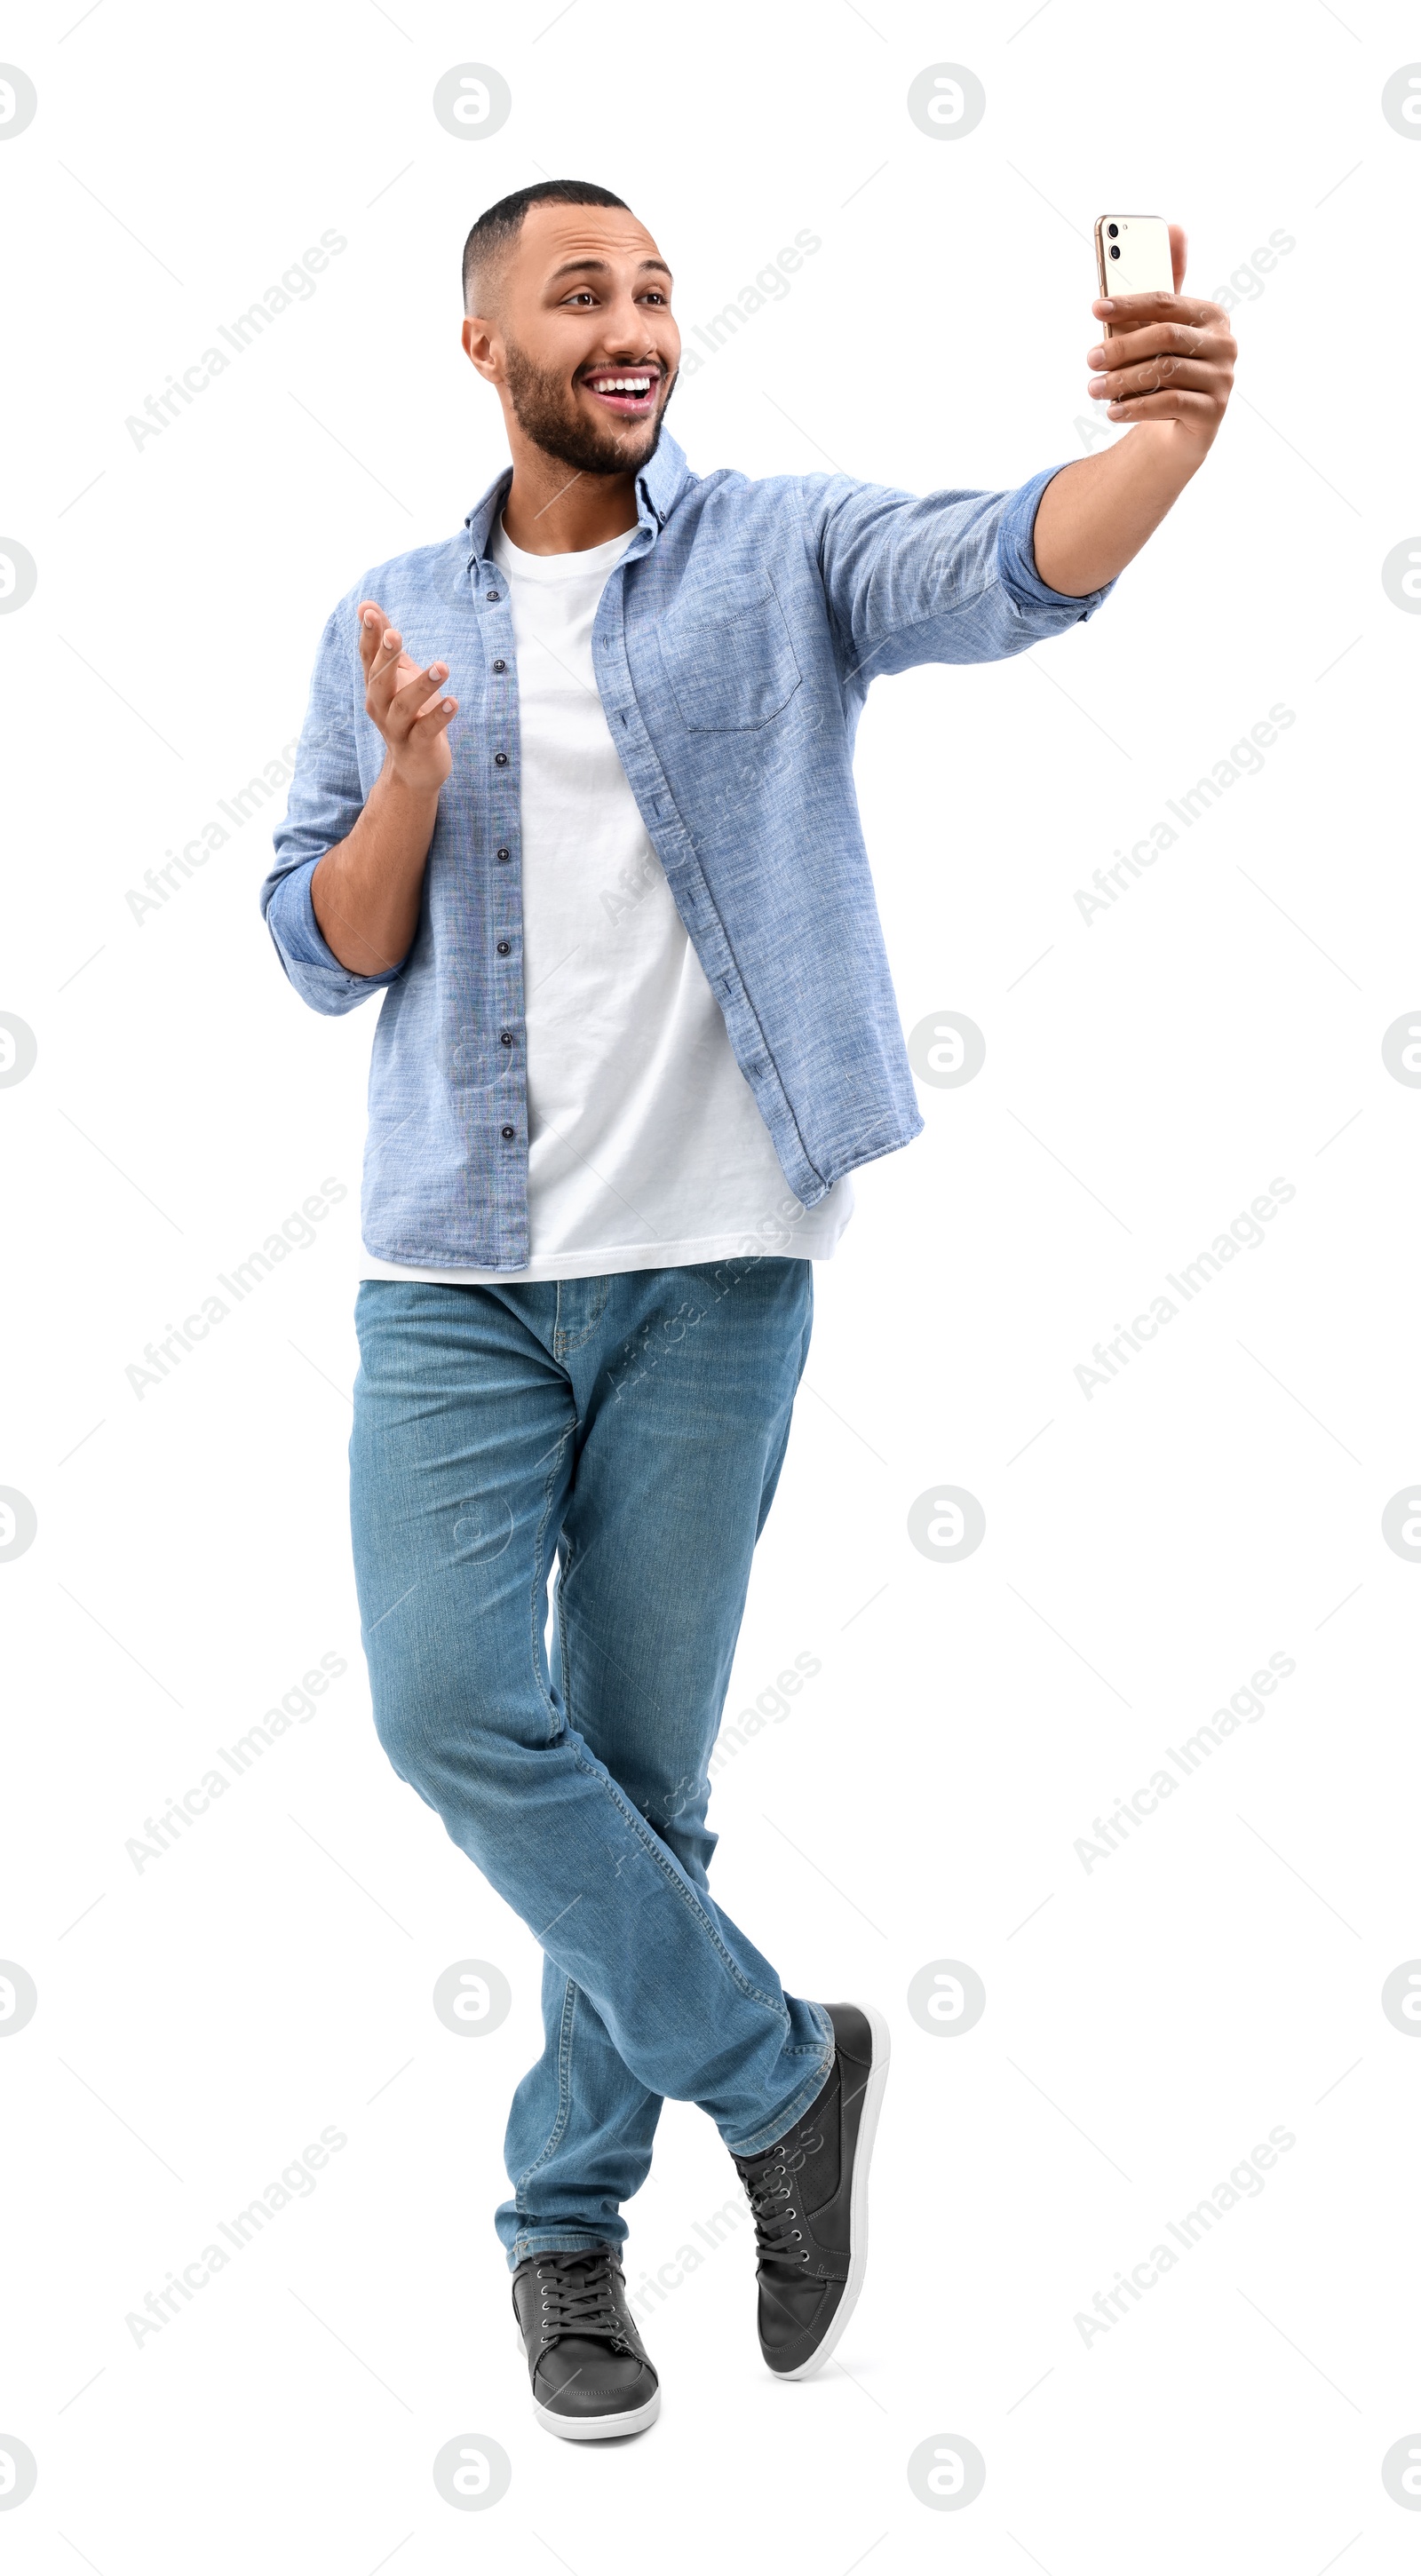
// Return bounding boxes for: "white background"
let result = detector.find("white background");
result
[4,0,1420,2565]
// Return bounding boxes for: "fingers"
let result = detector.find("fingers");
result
[1089,354,1225,406]
[404,691,459,744]
[358,602,416,702]
[392,663,455,726]
[1091,289,1227,333]
[374,657,453,745]
[1084,311,1236,428]
[356,601,389,677]
[360,606,415,694]
[1087,320,1234,376]
[1086,386,1221,431]
[1084,270,1236,433]
[357,601,454,735]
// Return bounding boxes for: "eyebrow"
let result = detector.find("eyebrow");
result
[546,256,672,283]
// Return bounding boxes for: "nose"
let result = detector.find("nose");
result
[598,293,660,357]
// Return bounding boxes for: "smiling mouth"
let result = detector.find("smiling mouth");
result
[580,369,661,416]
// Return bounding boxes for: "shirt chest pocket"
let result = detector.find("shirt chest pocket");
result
[656,583,802,733]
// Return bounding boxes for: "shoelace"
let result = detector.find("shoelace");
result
[531,2249,635,2351]
[736,2136,816,2272]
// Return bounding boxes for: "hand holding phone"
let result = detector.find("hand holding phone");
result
[1085,217,1236,452]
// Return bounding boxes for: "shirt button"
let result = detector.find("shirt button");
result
[496,939,511,955]
[492,658,506,672]
[499,1028,513,1047]
[487,590,501,602]
[496,847,511,862]
[494,751,509,765]
[500,1124,515,1140]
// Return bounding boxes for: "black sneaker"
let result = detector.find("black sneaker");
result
[511,2246,660,2440]
[730,2001,889,2379]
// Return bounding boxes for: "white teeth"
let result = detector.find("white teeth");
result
[591,376,652,393]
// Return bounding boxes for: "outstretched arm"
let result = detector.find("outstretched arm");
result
[1033,224,1236,598]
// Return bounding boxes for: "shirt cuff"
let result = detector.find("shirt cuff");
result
[996,464,1116,623]
[266,856,402,995]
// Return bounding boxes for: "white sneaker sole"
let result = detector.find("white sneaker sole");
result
[513,2320,661,2440]
[533,2384,661,2440]
[774,2000,892,2383]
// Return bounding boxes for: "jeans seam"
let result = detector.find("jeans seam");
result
[556,1538,576,1720]
[552,1275,610,1359]
[570,1740,782,2013]
[513,2230,609,2243]
[513,1975,578,2213]
[529,1419,573,1746]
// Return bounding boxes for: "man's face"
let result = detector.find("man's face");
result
[464,202,680,477]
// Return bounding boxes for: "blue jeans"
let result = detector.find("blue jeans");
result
[350,1262,834,2269]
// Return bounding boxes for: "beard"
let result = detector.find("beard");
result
[503,337,675,476]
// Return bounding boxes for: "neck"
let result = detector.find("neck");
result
[500,440,640,555]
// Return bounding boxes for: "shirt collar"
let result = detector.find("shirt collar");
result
[462,429,688,566]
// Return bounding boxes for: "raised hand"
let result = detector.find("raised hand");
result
[1085,226,1236,463]
[1034,219,1238,595]
[357,598,459,791]
[308,604,462,976]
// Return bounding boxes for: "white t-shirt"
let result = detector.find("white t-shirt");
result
[361,516,853,1285]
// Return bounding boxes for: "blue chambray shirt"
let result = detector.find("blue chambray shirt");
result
[261,431,1112,1268]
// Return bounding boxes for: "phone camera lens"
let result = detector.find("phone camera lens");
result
[1108,244,1121,259]
[1107,223,1119,238]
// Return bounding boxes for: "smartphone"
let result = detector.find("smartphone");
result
[1093,215,1172,334]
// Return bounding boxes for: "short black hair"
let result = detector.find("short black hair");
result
[462,179,630,313]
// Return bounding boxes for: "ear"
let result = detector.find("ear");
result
[462,314,500,381]
[1168,223,1187,294]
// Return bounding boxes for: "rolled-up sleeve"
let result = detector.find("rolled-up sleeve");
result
[804,463,1115,691]
[259,594,401,1017]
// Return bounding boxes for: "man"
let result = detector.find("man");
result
[261,179,1234,2440]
